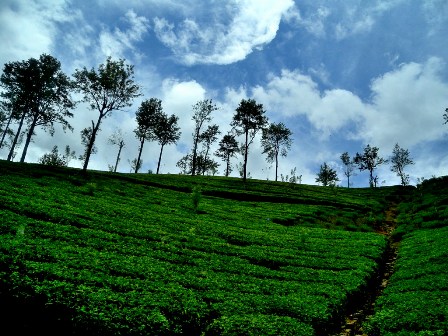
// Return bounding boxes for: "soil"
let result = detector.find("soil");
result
[333,203,400,336]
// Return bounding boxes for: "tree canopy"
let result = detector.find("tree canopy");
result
[133,98,163,173]
[0,54,75,163]
[261,122,292,182]
[73,57,141,172]
[316,162,339,186]
[354,144,386,187]
[231,98,268,182]
[390,143,414,186]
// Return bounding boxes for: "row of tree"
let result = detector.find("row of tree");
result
[1,54,443,186]
[316,143,414,187]
[0,54,294,182]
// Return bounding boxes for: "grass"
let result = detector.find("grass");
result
[0,160,445,335]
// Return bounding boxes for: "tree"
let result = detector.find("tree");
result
[38,145,75,167]
[390,143,414,186]
[215,134,239,177]
[153,113,181,174]
[177,154,192,174]
[1,54,75,162]
[231,98,268,182]
[340,152,356,188]
[133,98,162,173]
[354,144,386,187]
[261,122,292,182]
[316,162,339,186]
[191,99,218,176]
[199,124,220,175]
[1,58,36,160]
[108,129,126,173]
[73,57,141,172]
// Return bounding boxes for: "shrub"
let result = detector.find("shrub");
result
[191,186,202,213]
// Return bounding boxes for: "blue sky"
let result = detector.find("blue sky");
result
[1,0,448,186]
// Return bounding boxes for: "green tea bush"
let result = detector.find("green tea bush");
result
[205,314,315,336]
[191,186,202,213]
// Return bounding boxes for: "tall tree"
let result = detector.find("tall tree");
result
[108,129,126,173]
[191,99,218,175]
[316,162,339,186]
[354,144,386,187]
[199,124,220,175]
[340,152,356,188]
[133,98,162,173]
[215,134,239,177]
[19,55,74,163]
[73,57,141,172]
[1,55,74,162]
[261,122,292,182]
[390,143,414,186]
[153,113,181,174]
[231,98,268,182]
[1,58,34,160]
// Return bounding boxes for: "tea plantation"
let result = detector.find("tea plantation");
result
[0,160,446,335]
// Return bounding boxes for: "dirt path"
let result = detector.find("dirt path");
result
[334,203,400,336]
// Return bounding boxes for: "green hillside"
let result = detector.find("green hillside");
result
[0,160,446,335]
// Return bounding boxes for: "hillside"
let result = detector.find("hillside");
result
[0,160,446,335]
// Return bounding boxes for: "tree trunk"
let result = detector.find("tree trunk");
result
[20,115,38,163]
[0,111,14,149]
[225,154,230,177]
[83,119,101,172]
[135,137,145,173]
[156,144,165,174]
[243,131,249,183]
[191,133,199,176]
[114,141,124,173]
[7,111,26,161]
[275,153,279,182]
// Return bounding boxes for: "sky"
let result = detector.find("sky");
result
[1,0,448,187]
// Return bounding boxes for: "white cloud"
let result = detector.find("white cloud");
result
[359,57,448,150]
[99,9,150,60]
[0,0,76,65]
[153,0,294,65]
[284,4,330,37]
[251,70,364,136]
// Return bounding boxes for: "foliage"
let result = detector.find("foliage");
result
[231,99,268,182]
[133,98,163,173]
[0,54,75,163]
[0,160,401,335]
[153,113,181,174]
[390,143,414,186]
[354,144,386,187]
[190,99,219,176]
[108,129,126,173]
[340,152,356,188]
[215,134,239,177]
[316,162,339,186]
[261,122,292,182]
[38,145,76,167]
[73,57,141,172]
[191,186,202,213]
[444,107,448,124]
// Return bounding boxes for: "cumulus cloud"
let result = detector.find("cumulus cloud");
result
[153,0,294,65]
[251,70,364,137]
[359,57,448,150]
